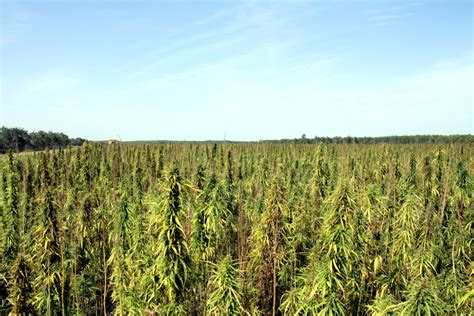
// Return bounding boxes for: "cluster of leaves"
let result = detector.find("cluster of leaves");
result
[0,142,472,315]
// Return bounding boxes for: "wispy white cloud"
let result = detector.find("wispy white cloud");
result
[367,2,419,15]
[116,6,245,75]
[120,2,319,80]
[366,2,417,27]
[368,12,413,22]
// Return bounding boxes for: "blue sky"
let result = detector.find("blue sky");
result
[0,0,473,141]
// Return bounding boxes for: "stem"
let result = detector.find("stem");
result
[272,257,277,316]
[103,232,107,316]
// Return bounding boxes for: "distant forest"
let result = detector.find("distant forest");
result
[264,134,474,144]
[1,127,472,153]
[0,127,86,153]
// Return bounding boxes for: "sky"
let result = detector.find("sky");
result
[0,0,473,141]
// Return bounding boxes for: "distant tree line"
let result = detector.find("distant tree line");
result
[0,127,86,153]
[264,134,474,144]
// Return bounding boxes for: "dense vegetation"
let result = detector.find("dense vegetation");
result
[119,134,474,145]
[268,134,474,144]
[0,127,86,153]
[0,142,472,315]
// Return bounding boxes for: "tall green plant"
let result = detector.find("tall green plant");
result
[147,167,191,313]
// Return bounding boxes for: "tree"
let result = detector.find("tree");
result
[0,127,29,152]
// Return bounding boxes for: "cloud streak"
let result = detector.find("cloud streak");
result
[120,2,320,81]
[366,2,417,27]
